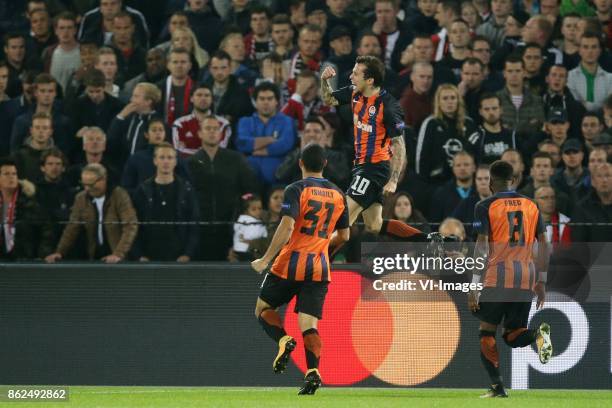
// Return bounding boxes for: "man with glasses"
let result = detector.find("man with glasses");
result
[470,36,504,92]
[45,163,138,263]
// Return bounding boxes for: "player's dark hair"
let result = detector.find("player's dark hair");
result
[300,143,327,173]
[355,55,385,88]
[489,160,515,181]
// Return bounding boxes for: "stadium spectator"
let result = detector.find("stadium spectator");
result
[399,62,434,132]
[438,216,467,241]
[592,132,612,159]
[551,138,591,198]
[185,0,224,53]
[560,0,596,17]
[522,44,547,95]
[519,151,572,213]
[440,19,472,78]
[42,12,80,93]
[286,24,324,80]
[383,191,431,233]
[78,0,150,48]
[397,34,457,94]
[497,54,545,140]
[120,48,166,104]
[25,8,54,61]
[107,82,161,166]
[72,69,123,134]
[581,113,605,152]
[270,14,296,61]
[452,163,491,239]
[244,5,273,63]
[158,48,194,127]
[94,47,120,97]
[0,61,8,103]
[559,13,581,70]
[45,163,138,263]
[0,157,53,260]
[542,109,572,151]
[343,32,400,94]
[568,32,612,111]
[202,50,254,125]
[415,84,478,184]
[65,127,120,188]
[473,93,516,164]
[321,25,356,90]
[500,148,527,190]
[154,11,190,54]
[13,112,54,183]
[281,70,330,132]
[539,138,563,167]
[187,115,259,261]
[4,32,41,98]
[215,32,259,88]
[458,58,488,122]
[132,143,199,262]
[289,0,307,30]
[475,0,512,49]
[461,1,482,32]
[275,116,350,188]
[236,82,296,185]
[588,147,609,185]
[170,26,209,76]
[534,185,572,244]
[543,64,586,140]
[305,1,328,37]
[232,193,268,261]
[108,12,146,85]
[121,117,190,195]
[326,0,357,37]
[11,74,73,156]
[571,162,612,242]
[523,15,563,66]
[429,151,476,223]
[368,0,413,71]
[64,41,99,104]
[406,0,440,36]
[467,37,502,93]
[432,0,461,61]
[35,148,76,249]
[172,84,231,157]
[488,10,527,70]
[223,0,251,34]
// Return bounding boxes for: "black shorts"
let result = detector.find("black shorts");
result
[472,289,533,329]
[258,273,329,320]
[347,162,390,209]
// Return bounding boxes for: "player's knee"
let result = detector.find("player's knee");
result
[364,218,382,234]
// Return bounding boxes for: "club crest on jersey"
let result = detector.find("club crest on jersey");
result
[368,106,376,116]
[356,120,373,133]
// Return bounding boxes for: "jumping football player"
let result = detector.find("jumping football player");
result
[320,56,440,251]
[469,160,553,398]
[251,143,350,395]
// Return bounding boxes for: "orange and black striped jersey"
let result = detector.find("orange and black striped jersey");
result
[270,177,349,282]
[332,87,405,165]
[474,191,544,291]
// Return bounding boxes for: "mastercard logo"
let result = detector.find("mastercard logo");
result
[284,270,461,386]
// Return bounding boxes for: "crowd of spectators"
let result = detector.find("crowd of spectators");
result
[0,0,611,263]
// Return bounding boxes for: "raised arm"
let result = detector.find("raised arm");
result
[320,66,339,107]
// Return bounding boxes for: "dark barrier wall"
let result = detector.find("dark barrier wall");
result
[0,264,609,389]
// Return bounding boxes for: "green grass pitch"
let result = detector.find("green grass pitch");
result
[2,387,611,408]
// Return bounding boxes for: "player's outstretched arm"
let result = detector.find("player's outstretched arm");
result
[251,216,295,274]
[320,66,339,107]
[383,136,406,196]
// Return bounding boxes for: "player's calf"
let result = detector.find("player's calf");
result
[502,328,537,348]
